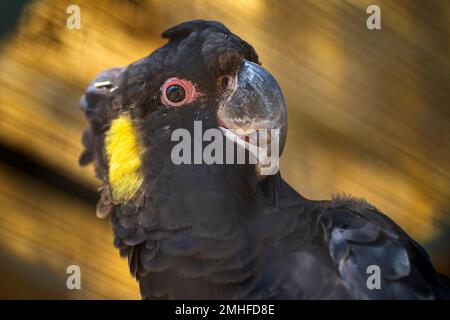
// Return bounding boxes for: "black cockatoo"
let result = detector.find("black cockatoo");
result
[79,20,450,299]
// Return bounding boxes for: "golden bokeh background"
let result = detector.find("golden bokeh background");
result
[0,0,449,299]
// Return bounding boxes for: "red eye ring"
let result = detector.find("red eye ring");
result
[161,78,198,107]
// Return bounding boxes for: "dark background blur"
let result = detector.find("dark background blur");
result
[0,0,449,299]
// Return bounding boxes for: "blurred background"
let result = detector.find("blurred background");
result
[0,0,449,299]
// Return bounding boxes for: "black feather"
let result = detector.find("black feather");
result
[79,20,450,300]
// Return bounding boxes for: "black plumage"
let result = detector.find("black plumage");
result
[79,20,450,299]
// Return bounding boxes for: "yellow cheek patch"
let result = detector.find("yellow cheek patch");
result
[105,114,143,203]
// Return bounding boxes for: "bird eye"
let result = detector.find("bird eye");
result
[166,85,185,102]
[161,78,198,107]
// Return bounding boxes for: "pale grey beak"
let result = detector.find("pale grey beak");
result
[217,60,288,178]
[217,60,288,154]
